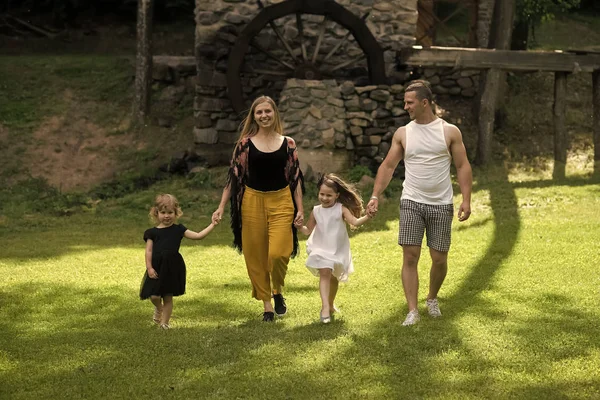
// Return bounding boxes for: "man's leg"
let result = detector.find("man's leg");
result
[401,245,421,312]
[423,202,453,318]
[427,248,448,301]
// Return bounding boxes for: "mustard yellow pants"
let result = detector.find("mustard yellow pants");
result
[241,186,295,301]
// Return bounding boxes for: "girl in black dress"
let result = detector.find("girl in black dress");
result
[140,194,214,329]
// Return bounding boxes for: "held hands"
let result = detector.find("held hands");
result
[457,201,471,222]
[294,211,304,227]
[147,267,159,279]
[212,207,224,225]
[366,197,378,218]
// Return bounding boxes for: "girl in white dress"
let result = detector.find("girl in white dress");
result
[295,174,371,323]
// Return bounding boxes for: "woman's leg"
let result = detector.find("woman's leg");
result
[161,295,173,326]
[242,189,272,308]
[267,190,294,295]
[319,269,332,318]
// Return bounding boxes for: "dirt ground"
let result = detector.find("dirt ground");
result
[3,88,195,192]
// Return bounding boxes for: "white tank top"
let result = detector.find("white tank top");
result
[401,118,453,205]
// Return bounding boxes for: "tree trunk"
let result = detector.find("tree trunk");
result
[593,69,600,176]
[475,0,515,166]
[134,0,154,125]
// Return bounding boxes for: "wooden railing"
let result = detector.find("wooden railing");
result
[399,46,600,176]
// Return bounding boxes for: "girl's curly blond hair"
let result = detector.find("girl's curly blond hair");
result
[148,193,183,224]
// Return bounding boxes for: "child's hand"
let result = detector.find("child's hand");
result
[147,267,159,279]
[294,220,303,228]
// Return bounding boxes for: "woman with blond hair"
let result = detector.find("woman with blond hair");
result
[212,96,305,322]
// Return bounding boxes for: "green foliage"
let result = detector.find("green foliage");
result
[0,56,131,132]
[90,170,167,200]
[516,0,581,25]
[0,176,91,216]
[345,165,372,183]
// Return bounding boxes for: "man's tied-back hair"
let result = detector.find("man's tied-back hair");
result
[405,79,433,104]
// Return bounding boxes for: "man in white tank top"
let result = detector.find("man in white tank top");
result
[367,80,472,326]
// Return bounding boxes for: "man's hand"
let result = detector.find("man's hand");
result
[457,201,471,222]
[366,198,378,218]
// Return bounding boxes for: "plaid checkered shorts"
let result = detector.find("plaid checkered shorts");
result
[398,199,454,252]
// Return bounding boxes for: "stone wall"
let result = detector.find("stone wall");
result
[189,0,492,171]
[194,0,419,141]
[277,79,411,175]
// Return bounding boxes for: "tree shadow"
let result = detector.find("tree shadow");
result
[0,282,353,399]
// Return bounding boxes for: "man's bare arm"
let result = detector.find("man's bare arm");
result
[448,125,472,221]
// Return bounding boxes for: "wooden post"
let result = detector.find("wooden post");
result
[134,0,154,125]
[553,72,568,179]
[416,0,435,46]
[475,0,514,165]
[594,69,600,176]
[476,69,501,165]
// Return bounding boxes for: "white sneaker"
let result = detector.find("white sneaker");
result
[426,298,442,317]
[402,309,420,326]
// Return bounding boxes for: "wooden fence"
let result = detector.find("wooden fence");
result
[399,46,600,176]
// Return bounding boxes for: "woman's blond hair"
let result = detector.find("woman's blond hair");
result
[233,96,283,153]
[317,173,364,220]
[148,193,183,224]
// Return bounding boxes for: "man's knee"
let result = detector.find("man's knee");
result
[402,246,421,267]
[430,250,448,268]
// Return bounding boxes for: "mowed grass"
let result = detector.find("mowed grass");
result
[1,167,599,399]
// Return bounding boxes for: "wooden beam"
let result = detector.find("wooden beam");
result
[594,69,600,176]
[399,46,600,73]
[553,72,568,179]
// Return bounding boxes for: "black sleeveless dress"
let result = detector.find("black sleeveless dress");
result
[139,224,187,299]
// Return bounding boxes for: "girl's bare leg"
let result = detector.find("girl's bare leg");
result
[150,295,163,323]
[319,269,332,317]
[328,276,339,313]
[161,295,173,326]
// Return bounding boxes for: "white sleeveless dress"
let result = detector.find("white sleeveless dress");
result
[305,203,354,282]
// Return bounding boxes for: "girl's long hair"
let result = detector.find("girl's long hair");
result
[317,173,364,219]
[233,96,283,155]
[149,193,183,224]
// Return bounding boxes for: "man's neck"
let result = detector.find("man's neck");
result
[414,111,437,125]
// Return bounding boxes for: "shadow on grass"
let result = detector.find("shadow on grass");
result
[320,167,600,397]
[2,166,600,398]
[0,282,353,399]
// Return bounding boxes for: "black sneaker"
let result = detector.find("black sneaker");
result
[262,311,275,322]
[273,294,287,316]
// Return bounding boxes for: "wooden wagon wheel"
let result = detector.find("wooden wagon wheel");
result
[226,0,387,113]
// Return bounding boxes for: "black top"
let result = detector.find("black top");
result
[247,138,288,191]
[143,224,187,255]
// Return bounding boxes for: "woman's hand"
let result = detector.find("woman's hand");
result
[294,211,304,227]
[212,207,224,225]
[147,267,159,279]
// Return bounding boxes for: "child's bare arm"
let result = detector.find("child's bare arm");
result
[145,239,158,278]
[342,206,371,228]
[184,222,215,240]
[295,211,316,235]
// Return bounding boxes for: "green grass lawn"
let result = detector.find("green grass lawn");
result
[1,167,599,399]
